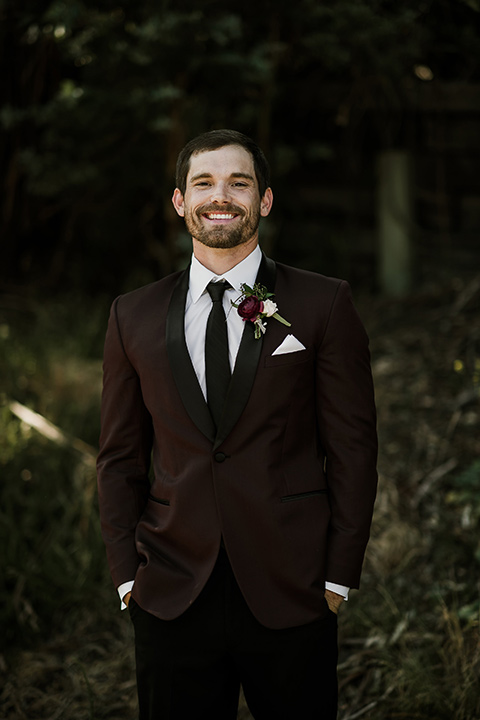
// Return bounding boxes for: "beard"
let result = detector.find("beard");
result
[184,202,261,249]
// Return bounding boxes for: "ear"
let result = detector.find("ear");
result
[260,187,273,217]
[172,188,185,217]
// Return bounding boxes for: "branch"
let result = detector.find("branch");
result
[7,399,97,466]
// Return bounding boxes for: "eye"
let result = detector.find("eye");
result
[232,182,248,188]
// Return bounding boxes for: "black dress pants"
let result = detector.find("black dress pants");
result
[128,548,338,719]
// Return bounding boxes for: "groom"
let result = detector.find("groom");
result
[97,129,378,719]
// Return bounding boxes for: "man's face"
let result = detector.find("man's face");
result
[172,145,272,250]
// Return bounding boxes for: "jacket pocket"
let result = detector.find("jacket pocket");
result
[264,345,313,368]
[280,489,328,503]
[148,493,170,506]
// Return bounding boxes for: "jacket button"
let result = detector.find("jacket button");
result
[214,452,226,463]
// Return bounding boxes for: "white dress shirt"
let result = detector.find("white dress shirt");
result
[117,244,348,606]
[185,244,263,394]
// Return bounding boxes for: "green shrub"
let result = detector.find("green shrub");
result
[0,407,109,650]
[0,295,113,651]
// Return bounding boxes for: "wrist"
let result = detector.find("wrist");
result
[324,589,344,614]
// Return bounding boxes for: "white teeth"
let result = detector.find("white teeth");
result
[206,213,235,220]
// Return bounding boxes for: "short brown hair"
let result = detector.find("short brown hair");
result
[175,129,271,198]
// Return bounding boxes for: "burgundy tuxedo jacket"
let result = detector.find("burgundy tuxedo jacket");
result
[97,255,378,629]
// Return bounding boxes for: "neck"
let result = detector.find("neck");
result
[192,236,258,275]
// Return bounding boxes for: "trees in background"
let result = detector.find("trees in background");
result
[1,0,479,294]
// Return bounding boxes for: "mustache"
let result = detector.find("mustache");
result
[196,204,244,216]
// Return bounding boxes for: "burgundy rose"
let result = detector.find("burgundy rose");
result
[237,296,263,322]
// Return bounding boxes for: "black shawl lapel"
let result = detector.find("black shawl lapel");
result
[166,255,277,449]
[214,254,276,450]
[166,267,216,443]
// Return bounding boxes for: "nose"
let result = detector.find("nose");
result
[210,182,231,204]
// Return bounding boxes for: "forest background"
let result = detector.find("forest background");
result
[1,0,480,718]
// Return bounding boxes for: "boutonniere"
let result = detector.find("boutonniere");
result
[232,283,291,340]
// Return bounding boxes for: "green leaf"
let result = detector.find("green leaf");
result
[273,313,291,327]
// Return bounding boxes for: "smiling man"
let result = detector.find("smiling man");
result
[173,144,270,252]
[97,129,378,719]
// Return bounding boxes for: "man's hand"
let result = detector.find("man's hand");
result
[123,591,132,608]
[324,589,344,614]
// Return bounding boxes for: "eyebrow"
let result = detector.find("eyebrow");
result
[189,172,255,183]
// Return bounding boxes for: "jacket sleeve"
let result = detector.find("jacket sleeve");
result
[316,281,378,589]
[96,297,153,589]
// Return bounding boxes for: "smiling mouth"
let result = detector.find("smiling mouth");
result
[203,213,239,221]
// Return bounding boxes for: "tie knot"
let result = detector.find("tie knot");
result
[206,281,230,304]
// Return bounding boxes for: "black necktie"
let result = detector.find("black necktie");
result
[205,281,231,429]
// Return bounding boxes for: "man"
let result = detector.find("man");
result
[97,129,378,719]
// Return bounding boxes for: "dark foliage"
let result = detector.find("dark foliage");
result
[1,0,480,294]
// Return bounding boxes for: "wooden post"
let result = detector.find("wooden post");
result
[377,151,413,296]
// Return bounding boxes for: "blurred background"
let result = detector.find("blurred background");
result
[1,1,479,718]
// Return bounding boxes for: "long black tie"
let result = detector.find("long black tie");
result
[205,281,231,429]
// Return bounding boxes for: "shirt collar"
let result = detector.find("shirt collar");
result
[189,244,262,304]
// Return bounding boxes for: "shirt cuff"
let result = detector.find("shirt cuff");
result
[117,580,135,610]
[325,582,349,601]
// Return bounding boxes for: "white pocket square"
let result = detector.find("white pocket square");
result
[272,334,306,356]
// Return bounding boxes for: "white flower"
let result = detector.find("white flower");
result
[262,299,278,317]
